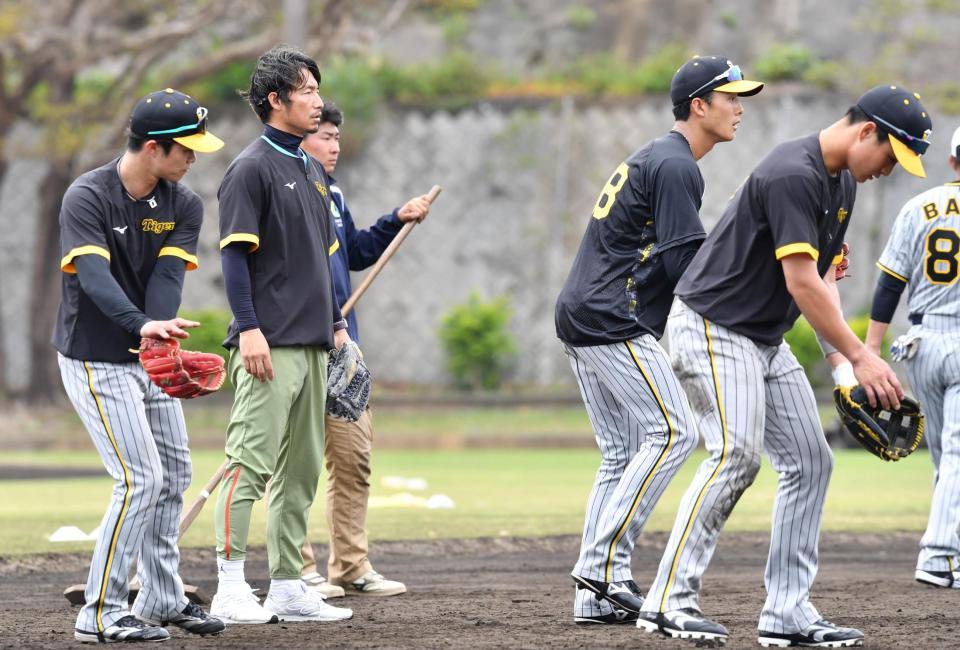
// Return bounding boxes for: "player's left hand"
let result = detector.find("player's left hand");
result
[334,327,351,350]
[835,243,850,281]
[397,195,432,223]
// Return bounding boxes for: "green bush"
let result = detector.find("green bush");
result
[566,43,688,97]
[320,56,386,130]
[784,313,893,387]
[183,61,255,103]
[783,316,825,383]
[438,292,518,391]
[442,12,470,45]
[801,60,845,91]
[928,82,960,115]
[566,5,596,30]
[752,43,815,81]
[179,308,233,387]
[379,51,492,109]
[847,313,892,360]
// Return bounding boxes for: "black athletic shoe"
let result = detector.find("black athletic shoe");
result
[574,608,638,625]
[636,608,729,642]
[915,568,960,588]
[571,574,644,614]
[75,615,171,643]
[624,579,645,599]
[757,619,864,648]
[140,601,226,636]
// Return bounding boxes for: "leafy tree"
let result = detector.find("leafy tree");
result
[0,0,409,400]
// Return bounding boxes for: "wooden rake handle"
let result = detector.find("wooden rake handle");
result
[340,184,441,316]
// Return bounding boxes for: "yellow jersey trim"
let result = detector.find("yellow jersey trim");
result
[158,247,198,270]
[329,239,340,256]
[659,318,729,613]
[219,233,260,252]
[604,341,676,581]
[60,246,110,273]
[84,363,133,633]
[774,242,819,261]
[831,252,844,266]
[876,262,908,284]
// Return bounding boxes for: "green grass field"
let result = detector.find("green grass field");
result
[0,448,934,556]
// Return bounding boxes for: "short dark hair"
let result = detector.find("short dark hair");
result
[242,45,321,123]
[126,131,175,154]
[673,92,714,121]
[845,105,886,143]
[320,102,343,127]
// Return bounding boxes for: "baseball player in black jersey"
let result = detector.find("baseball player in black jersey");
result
[55,89,225,643]
[210,46,353,625]
[638,85,932,647]
[555,56,763,625]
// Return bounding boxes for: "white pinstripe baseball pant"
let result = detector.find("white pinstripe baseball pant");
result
[59,354,191,635]
[905,317,960,575]
[642,301,834,634]
[564,335,699,618]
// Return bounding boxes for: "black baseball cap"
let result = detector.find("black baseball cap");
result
[129,88,224,153]
[856,84,932,178]
[670,55,764,107]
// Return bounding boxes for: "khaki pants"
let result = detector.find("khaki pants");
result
[301,408,374,584]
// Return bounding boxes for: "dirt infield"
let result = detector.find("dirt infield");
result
[0,532,955,649]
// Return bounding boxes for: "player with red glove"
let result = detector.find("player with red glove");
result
[53,89,226,642]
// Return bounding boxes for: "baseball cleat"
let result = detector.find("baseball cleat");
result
[210,586,279,625]
[337,570,407,597]
[574,608,638,625]
[137,601,225,636]
[302,571,346,598]
[264,584,354,622]
[636,608,729,643]
[915,568,960,588]
[571,574,644,613]
[75,615,171,643]
[757,619,864,647]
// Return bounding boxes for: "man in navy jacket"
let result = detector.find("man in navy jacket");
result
[298,102,433,598]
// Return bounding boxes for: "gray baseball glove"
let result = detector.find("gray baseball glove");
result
[326,341,371,421]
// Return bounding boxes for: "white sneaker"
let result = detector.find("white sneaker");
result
[210,585,279,625]
[264,583,354,622]
[301,571,346,598]
[341,570,407,597]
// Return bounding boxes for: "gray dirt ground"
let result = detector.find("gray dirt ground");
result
[0,532,956,649]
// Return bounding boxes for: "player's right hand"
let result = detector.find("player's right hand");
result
[239,328,274,382]
[397,195,431,223]
[851,348,903,411]
[140,317,199,340]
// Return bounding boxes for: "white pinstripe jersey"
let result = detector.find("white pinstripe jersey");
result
[877,182,960,318]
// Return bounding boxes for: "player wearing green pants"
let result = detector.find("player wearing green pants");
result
[209,46,353,625]
[216,348,329,576]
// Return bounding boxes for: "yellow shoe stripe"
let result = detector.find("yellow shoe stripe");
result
[84,363,133,633]
[658,317,729,613]
[603,341,676,582]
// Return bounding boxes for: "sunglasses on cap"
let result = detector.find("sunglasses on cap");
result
[688,65,743,100]
[861,109,930,156]
[147,106,209,137]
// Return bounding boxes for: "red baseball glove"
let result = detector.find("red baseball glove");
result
[835,242,850,280]
[139,338,226,399]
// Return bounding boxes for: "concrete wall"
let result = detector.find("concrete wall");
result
[2,90,956,390]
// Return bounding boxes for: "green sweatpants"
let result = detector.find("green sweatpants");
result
[214,346,328,579]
